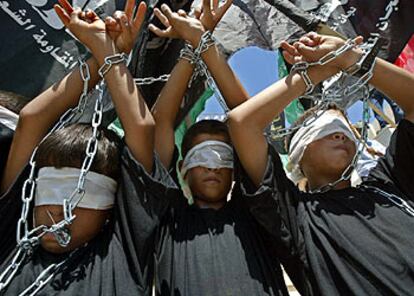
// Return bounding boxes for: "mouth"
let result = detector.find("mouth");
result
[334,144,349,152]
[203,176,221,184]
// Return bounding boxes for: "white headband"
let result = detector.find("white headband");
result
[181,140,234,176]
[287,110,357,184]
[35,167,117,210]
[0,106,18,131]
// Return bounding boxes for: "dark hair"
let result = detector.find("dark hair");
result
[285,103,345,151]
[36,123,121,179]
[181,120,230,157]
[0,90,30,114]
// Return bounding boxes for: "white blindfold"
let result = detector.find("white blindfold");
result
[35,167,117,210]
[287,110,357,184]
[181,140,234,177]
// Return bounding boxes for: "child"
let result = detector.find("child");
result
[227,32,414,295]
[0,1,158,295]
[142,3,291,295]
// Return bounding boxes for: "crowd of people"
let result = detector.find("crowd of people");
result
[0,0,413,295]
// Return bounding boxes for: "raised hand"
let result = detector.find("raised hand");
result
[193,0,232,32]
[54,0,108,53]
[104,0,147,54]
[148,4,205,47]
[281,32,364,70]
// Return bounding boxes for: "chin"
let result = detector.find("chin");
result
[40,234,75,254]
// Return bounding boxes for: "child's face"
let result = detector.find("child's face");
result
[184,133,233,207]
[34,205,110,254]
[300,114,356,180]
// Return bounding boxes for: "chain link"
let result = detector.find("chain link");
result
[0,59,103,294]
[134,74,170,85]
[271,0,400,193]
[184,31,229,113]
[360,185,414,217]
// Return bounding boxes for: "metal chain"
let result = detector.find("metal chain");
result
[309,87,371,194]
[188,31,229,113]
[0,59,100,294]
[300,0,399,193]
[360,185,414,217]
[134,74,170,85]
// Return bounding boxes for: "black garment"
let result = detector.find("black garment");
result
[0,122,14,181]
[0,148,157,296]
[137,151,289,296]
[240,119,414,296]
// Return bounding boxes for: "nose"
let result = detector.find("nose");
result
[205,167,219,173]
[332,132,346,141]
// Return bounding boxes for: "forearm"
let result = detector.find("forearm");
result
[151,58,194,168]
[228,66,337,186]
[94,43,155,172]
[200,45,249,109]
[152,59,194,124]
[19,57,100,139]
[1,57,100,193]
[369,58,414,121]
[229,65,337,131]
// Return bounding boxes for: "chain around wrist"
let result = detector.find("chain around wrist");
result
[98,53,128,78]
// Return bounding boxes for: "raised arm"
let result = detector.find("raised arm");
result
[368,59,414,122]
[55,0,154,172]
[290,33,414,122]
[0,0,148,193]
[227,33,363,187]
[149,0,238,169]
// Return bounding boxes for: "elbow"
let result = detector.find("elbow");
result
[227,109,254,139]
[17,103,38,129]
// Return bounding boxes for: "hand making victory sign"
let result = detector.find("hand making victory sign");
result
[148,0,232,46]
[54,0,146,55]
[54,0,155,172]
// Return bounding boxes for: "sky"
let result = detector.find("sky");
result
[198,46,373,125]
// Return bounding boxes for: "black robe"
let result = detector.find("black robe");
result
[135,149,290,296]
[240,119,414,296]
[0,148,157,296]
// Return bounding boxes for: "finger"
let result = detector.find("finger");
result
[296,43,317,57]
[213,0,219,10]
[154,7,170,28]
[85,9,99,22]
[282,50,295,65]
[113,10,125,21]
[70,7,82,23]
[194,7,202,19]
[160,4,174,21]
[124,0,135,20]
[202,0,212,16]
[280,41,298,56]
[58,0,74,14]
[299,36,316,47]
[148,23,169,37]
[120,13,132,36]
[177,9,187,17]
[54,4,71,26]
[354,35,364,45]
[132,2,147,31]
[306,31,320,41]
[105,16,121,32]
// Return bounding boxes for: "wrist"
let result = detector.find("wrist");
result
[90,37,118,65]
[337,47,364,70]
[188,29,206,48]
